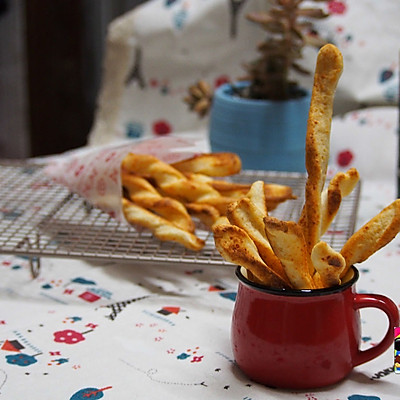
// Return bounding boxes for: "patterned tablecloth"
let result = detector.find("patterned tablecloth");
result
[0,107,399,399]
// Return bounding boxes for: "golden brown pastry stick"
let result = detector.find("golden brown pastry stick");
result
[340,199,400,276]
[264,216,316,289]
[171,152,242,176]
[122,198,205,251]
[122,173,195,233]
[226,197,291,286]
[245,180,268,215]
[185,202,220,229]
[211,179,296,207]
[319,168,360,236]
[301,44,343,267]
[311,241,346,287]
[122,153,227,211]
[213,222,291,289]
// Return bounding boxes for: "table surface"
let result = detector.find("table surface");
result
[0,107,399,399]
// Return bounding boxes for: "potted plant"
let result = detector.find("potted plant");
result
[184,0,330,172]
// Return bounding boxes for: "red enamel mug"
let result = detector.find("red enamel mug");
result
[231,266,399,389]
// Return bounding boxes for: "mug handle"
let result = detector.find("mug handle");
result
[353,293,400,367]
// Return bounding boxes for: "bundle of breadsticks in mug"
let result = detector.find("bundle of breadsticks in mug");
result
[212,44,400,290]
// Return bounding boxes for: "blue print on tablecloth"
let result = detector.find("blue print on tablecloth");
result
[384,84,397,103]
[70,386,112,400]
[348,395,381,400]
[71,277,96,285]
[177,352,191,360]
[5,353,38,367]
[173,8,188,30]
[126,121,144,139]
[379,69,393,83]
[165,0,179,7]
[219,292,236,301]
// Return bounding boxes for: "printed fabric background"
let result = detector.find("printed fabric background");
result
[87,0,399,146]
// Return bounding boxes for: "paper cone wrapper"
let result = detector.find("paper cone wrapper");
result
[44,136,203,223]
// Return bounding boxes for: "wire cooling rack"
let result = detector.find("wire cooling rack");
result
[0,161,360,277]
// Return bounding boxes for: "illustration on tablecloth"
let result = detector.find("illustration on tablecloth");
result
[70,386,112,400]
[1,335,71,371]
[208,283,237,301]
[158,306,180,316]
[176,346,204,363]
[5,352,41,367]
[53,326,96,345]
[38,273,118,306]
[103,295,151,320]
[1,332,43,368]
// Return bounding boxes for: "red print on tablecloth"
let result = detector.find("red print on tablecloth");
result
[1,339,24,352]
[327,0,347,15]
[214,75,230,88]
[152,119,172,135]
[79,291,102,303]
[53,327,94,345]
[336,149,354,167]
[157,306,180,316]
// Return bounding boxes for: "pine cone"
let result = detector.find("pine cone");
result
[184,80,213,118]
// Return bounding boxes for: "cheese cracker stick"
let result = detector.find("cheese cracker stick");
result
[227,197,291,286]
[311,241,346,287]
[245,180,268,215]
[340,199,400,276]
[264,216,316,289]
[301,44,343,270]
[320,168,360,235]
[171,152,241,176]
[122,198,205,251]
[185,202,220,228]
[213,222,291,288]
[122,173,195,233]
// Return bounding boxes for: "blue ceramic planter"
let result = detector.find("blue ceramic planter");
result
[209,82,311,172]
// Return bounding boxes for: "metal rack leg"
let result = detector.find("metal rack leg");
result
[29,256,41,279]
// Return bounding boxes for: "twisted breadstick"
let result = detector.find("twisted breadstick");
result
[122,198,205,251]
[122,172,195,233]
[122,153,230,213]
[301,44,343,272]
[171,152,241,176]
